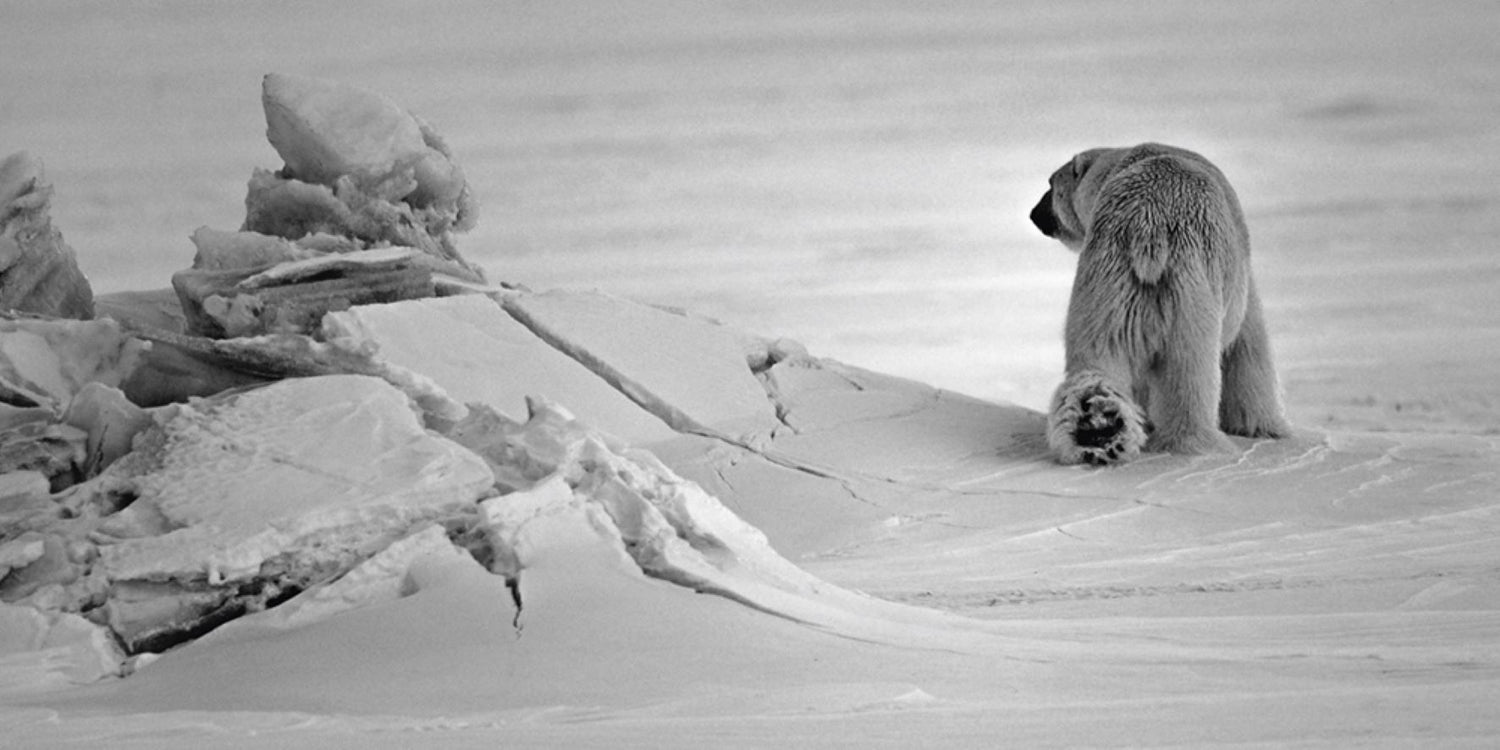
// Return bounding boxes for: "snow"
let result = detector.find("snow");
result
[4,2,1500,747]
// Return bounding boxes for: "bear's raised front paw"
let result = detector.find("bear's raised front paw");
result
[1048,376,1148,466]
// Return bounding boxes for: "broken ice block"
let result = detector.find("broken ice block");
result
[39,374,496,653]
[0,602,123,688]
[60,383,152,475]
[162,73,490,339]
[171,250,435,338]
[263,74,437,196]
[246,523,473,629]
[187,227,313,272]
[0,532,82,602]
[0,421,84,489]
[0,152,94,320]
[257,73,477,240]
[97,374,493,585]
[0,317,144,411]
[0,471,51,530]
[0,533,46,581]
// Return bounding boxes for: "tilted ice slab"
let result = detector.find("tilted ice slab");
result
[323,288,802,445]
[323,294,674,444]
[502,289,785,443]
[97,374,494,584]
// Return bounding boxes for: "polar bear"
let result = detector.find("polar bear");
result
[1028,143,1290,465]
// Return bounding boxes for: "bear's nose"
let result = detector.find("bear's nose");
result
[1030,192,1058,237]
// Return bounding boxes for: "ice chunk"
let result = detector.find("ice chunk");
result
[239,169,481,277]
[118,325,466,422]
[99,580,243,654]
[0,319,147,486]
[187,227,314,272]
[324,295,675,445]
[0,421,84,488]
[0,534,46,580]
[96,374,493,584]
[93,289,187,336]
[0,472,53,529]
[236,246,420,289]
[249,74,479,270]
[263,74,442,200]
[0,152,93,320]
[0,603,122,691]
[60,383,152,474]
[166,74,486,342]
[172,249,435,338]
[503,290,781,442]
[0,532,84,602]
[244,523,472,630]
[0,317,143,411]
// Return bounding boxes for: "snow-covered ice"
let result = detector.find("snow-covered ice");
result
[5,285,1495,748]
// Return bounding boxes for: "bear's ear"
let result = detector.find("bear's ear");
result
[1070,151,1091,178]
[1030,190,1059,237]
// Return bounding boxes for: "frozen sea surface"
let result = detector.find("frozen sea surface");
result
[4,4,1500,747]
[6,0,1499,427]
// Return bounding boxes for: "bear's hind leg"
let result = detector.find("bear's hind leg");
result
[1147,324,1237,455]
[1219,282,1292,438]
[1048,370,1149,465]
